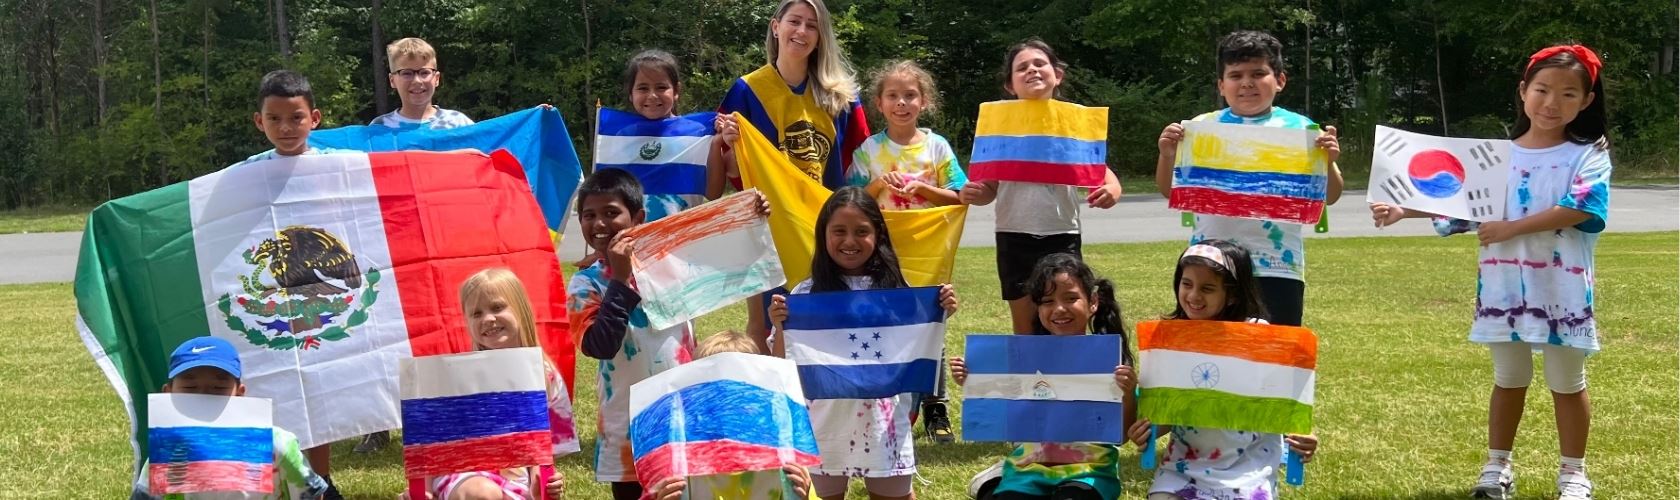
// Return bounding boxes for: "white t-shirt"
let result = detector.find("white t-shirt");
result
[791,276,917,478]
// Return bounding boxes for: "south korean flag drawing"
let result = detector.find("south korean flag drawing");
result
[1367,125,1511,222]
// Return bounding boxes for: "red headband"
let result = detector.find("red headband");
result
[1527,45,1602,84]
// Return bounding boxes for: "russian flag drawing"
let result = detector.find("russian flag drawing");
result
[969,99,1109,187]
[595,108,716,197]
[400,348,553,480]
[783,286,945,400]
[1169,120,1329,224]
[629,352,822,491]
[1137,320,1317,435]
[961,335,1126,443]
[146,394,275,494]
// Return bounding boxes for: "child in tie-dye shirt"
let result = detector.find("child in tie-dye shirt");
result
[847,60,966,211]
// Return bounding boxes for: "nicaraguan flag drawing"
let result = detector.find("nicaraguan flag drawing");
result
[400,348,553,479]
[147,394,276,495]
[595,108,715,202]
[782,286,945,399]
[961,334,1126,443]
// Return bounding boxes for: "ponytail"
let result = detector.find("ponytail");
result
[1087,278,1133,365]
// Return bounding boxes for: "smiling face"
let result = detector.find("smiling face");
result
[1036,272,1096,335]
[630,68,679,120]
[1218,58,1284,117]
[823,205,877,275]
[465,289,524,350]
[163,366,245,396]
[577,193,643,255]
[389,54,441,111]
[1519,66,1595,140]
[773,2,820,67]
[876,73,925,130]
[1007,48,1063,100]
[1176,264,1231,321]
[253,95,321,156]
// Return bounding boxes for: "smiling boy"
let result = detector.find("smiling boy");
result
[370,38,473,129]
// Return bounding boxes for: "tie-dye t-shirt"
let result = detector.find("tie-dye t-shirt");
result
[1148,425,1284,500]
[791,277,917,478]
[368,106,475,129]
[1188,107,1317,281]
[567,261,695,482]
[1440,141,1611,353]
[994,442,1121,498]
[845,130,968,210]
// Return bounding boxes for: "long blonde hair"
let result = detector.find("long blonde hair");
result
[765,0,858,117]
[459,268,561,397]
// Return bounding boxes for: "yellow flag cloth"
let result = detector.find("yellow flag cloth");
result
[733,113,966,287]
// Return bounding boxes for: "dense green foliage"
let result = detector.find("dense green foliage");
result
[2,0,1674,208]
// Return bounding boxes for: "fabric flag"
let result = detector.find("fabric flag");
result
[309,106,584,245]
[1170,120,1329,224]
[74,151,573,468]
[1136,320,1317,435]
[969,99,1109,187]
[1366,125,1511,222]
[595,108,715,220]
[147,394,275,495]
[619,189,784,330]
[961,334,1126,443]
[628,352,822,491]
[782,286,944,399]
[733,113,966,287]
[400,348,552,483]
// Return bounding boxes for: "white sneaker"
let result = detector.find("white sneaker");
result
[967,459,1005,499]
[1471,462,1514,499]
[1557,472,1594,500]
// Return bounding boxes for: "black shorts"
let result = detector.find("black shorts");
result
[1257,277,1305,326]
[995,232,1082,300]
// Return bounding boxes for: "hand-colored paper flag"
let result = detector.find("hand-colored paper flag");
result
[310,106,584,245]
[628,352,822,491]
[596,108,715,221]
[400,348,554,480]
[961,335,1126,443]
[733,113,965,287]
[1170,120,1329,224]
[147,394,275,495]
[969,99,1110,187]
[783,287,945,399]
[619,189,785,330]
[1367,125,1510,222]
[1137,320,1317,435]
[74,151,573,467]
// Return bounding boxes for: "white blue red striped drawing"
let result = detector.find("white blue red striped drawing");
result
[399,348,552,482]
[146,394,276,494]
[782,286,945,399]
[961,334,1126,443]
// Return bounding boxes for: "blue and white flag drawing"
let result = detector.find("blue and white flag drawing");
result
[595,108,716,221]
[782,286,945,400]
[962,334,1126,443]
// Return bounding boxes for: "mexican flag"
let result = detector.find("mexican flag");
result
[73,151,574,467]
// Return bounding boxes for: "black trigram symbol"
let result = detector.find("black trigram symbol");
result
[1467,141,1503,170]
[1380,174,1416,203]
[1467,188,1495,218]
[1377,130,1407,157]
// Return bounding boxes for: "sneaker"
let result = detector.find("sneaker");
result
[320,474,344,500]
[968,459,1005,499]
[922,400,955,444]
[1471,462,1514,499]
[1557,472,1594,500]
[353,430,390,454]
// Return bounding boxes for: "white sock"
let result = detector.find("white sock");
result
[1560,456,1587,476]
[1487,449,1513,467]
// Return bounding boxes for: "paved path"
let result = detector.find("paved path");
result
[5,188,1674,285]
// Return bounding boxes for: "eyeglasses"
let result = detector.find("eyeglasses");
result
[392,68,439,80]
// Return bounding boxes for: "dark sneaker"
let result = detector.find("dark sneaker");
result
[922,400,955,444]
[321,474,344,500]
[353,430,390,454]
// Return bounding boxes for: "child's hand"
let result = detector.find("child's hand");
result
[1477,220,1519,246]
[606,234,636,283]
[959,181,997,206]
[752,191,772,216]
[949,356,968,385]
[651,477,685,500]
[883,171,909,189]
[1127,418,1156,448]
[1285,434,1319,463]
[544,473,565,500]
[938,283,959,317]
[898,179,931,198]
[1316,126,1341,165]
[1113,364,1136,393]
[714,114,740,146]
[1158,122,1185,159]
[1369,202,1405,228]
[783,464,813,497]
[768,294,789,329]
[1085,184,1120,209]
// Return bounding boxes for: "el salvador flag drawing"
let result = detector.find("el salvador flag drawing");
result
[399,348,552,482]
[962,334,1126,443]
[782,286,945,400]
[595,108,716,216]
[147,394,275,495]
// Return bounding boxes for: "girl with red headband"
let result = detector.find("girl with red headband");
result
[1369,44,1610,500]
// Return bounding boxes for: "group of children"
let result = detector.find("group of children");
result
[142,0,1615,497]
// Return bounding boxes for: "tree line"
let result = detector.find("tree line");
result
[2,0,1674,209]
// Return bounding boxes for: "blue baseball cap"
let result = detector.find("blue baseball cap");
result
[167,336,243,379]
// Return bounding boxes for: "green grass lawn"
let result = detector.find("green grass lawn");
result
[0,204,90,234]
[2,233,1675,498]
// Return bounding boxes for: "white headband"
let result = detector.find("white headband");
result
[1181,244,1235,273]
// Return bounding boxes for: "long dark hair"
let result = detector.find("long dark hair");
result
[999,37,1068,99]
[809,186,907,292]
[1164,239,1268,323]
[1024,253,1132,365]
[1513,48,1609,148]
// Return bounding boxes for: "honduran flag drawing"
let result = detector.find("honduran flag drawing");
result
[400,348,552,495]
[1137,320,1317,435]
[962,334,1127,443]
[783,286,945,399]
[969,99,1110,187]
[73,151,573,469]
[628,352,823,491]
[595,108,715,219]
[147,394,275,495]
[1169,120,1330,224]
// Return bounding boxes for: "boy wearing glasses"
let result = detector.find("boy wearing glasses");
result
[372,37,474,129]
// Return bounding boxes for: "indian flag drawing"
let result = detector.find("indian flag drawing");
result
[1136,320,1317,435]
